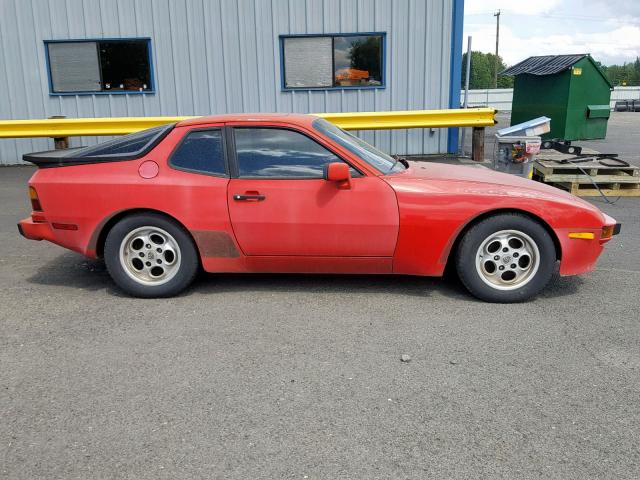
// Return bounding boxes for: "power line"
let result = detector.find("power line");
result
[467,11,639,23]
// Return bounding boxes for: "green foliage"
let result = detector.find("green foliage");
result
[461,51,513,89]
[462,53,640,88]
[599,58,640,86]
[349,37,381,78]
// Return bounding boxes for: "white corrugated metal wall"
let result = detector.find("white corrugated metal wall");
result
[458,86,640,111]
[0,0,454,165]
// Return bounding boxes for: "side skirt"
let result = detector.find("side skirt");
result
[201,256,393,274]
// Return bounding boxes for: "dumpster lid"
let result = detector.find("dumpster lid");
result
[501,54,587,76]
[501,54,613,88]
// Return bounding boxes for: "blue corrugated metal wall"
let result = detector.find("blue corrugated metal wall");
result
[0,0,454,164]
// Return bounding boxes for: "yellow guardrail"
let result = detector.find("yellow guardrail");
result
[317,108,496,130]
[0,116,192,138]
[0,108,496,138]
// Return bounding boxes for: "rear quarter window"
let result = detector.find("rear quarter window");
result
[169,129,227,176]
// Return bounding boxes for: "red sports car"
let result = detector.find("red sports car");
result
[18,114,620,302]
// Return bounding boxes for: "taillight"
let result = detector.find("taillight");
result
[29,186,42,211]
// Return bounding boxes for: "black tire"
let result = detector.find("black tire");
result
[104,212,199,298]
[455,214,556,303]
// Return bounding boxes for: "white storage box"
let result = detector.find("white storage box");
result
[493,135,542,178]
[497,116,551,137]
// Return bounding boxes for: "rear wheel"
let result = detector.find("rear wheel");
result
[455,214,556,302]
[104,213,199,297]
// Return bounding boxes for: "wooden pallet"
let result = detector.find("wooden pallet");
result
[533,158,640,197]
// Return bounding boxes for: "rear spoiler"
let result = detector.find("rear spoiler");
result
[23,149,152,168]
[23,148,98,168]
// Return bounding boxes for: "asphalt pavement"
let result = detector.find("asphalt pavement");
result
[1,165,639,479]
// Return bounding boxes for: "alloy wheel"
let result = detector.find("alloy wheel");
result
[119,226,182,286]
[475,229,541,291]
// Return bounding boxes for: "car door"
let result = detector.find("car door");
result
[226,126,399,257]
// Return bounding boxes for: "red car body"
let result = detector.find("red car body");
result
[19,113,617,281]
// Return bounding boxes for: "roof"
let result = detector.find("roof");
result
[177,113,315,127]
[501,54,613,88]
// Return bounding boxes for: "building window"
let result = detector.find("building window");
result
[45,39,153,94]
[281,33,384,90]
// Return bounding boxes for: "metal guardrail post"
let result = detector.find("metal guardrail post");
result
[472,127,485,162]
[49,115,69,149]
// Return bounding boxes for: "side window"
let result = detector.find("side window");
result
[170,129,226,176]
[234,128,358,178]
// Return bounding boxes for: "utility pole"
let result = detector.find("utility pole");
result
[493,9,500,88]
[462,36,472,109]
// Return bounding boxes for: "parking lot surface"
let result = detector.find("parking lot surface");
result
[1,165,639,479]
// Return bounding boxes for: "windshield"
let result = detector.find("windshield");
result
[312,118,405,174]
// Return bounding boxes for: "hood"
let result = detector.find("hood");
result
[385,161,603,214]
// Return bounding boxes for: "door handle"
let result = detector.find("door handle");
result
[233,194,265,201]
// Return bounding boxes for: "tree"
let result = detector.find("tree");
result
[461,51,513,89]
[600,57,640,86]
[348,37,381,79]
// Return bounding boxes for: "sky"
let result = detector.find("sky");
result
[463,0,640,67]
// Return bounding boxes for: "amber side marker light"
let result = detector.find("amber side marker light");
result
[29,186,42,211]
[568,232,595,240]
[601,225,615,240]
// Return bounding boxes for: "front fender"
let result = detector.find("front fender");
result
[388,178,607,276]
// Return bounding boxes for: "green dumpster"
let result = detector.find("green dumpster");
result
[502,54,613,140]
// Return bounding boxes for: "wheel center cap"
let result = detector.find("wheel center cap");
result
[148,252,155,260]
[502,255,511,264]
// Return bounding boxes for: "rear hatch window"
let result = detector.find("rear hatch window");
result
[23,123,174,167]
[73,124,173,158]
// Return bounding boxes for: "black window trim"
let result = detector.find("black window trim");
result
[168,126,230,178]
[228,125,365,180]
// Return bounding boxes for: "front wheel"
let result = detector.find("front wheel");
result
[455,214,557,303]
[104,213,199,298]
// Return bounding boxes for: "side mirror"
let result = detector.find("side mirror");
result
[324,162,351,189]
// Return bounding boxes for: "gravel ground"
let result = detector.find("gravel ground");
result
[1,164,639,479]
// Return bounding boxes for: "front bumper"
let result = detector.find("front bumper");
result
[558,214,620,276]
